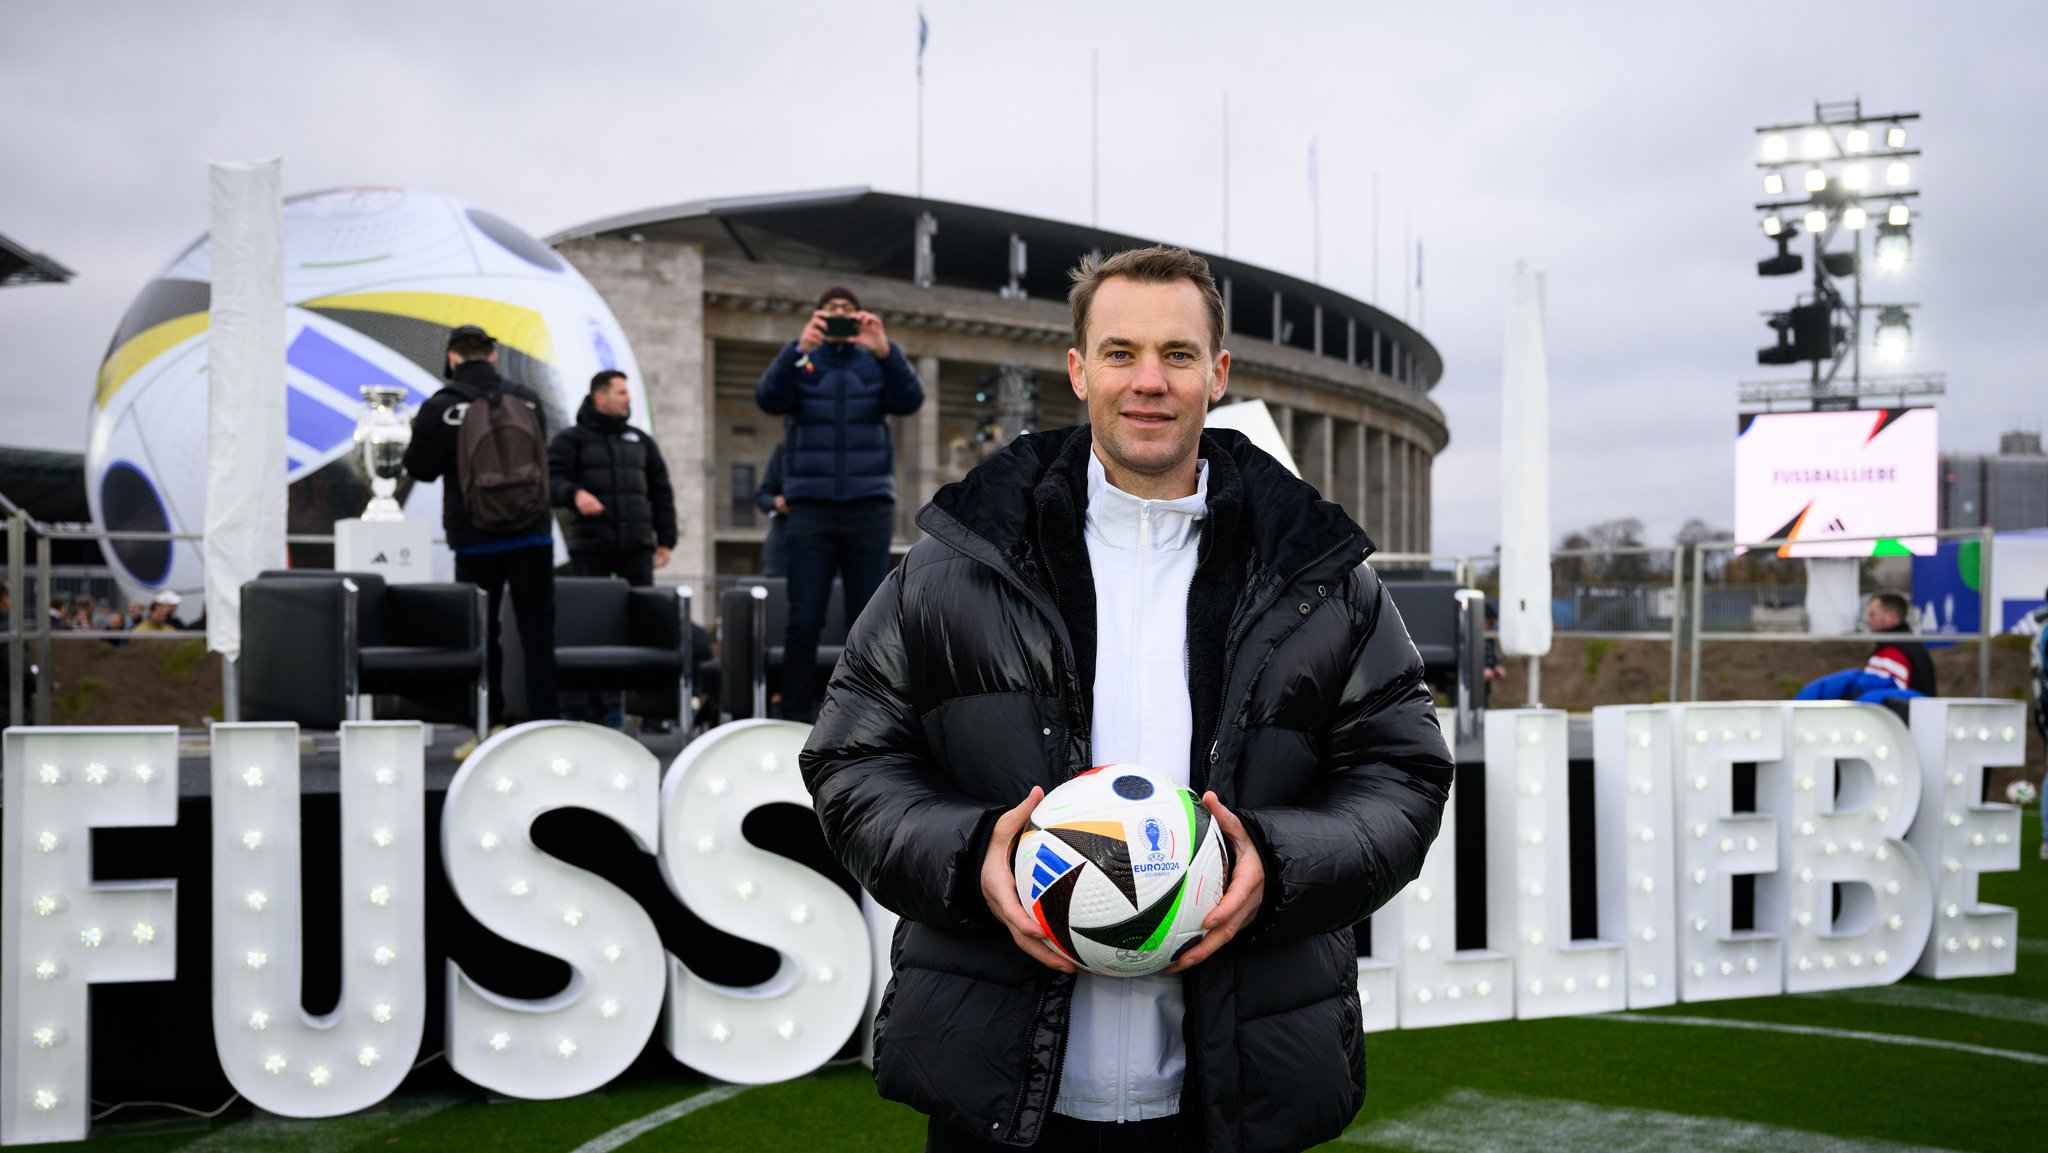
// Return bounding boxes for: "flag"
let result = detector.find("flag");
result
[918,8,929,80]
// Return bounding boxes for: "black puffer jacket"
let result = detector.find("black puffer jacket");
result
[801,427,1453,1152]
[546,397,677,553]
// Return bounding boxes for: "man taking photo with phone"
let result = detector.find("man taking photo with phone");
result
[754,285,924,722]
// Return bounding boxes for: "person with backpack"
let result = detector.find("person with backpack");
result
[403,324,560,742]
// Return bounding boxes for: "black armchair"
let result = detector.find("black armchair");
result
[238,571,487,736]
[551,577,696,723]
[716,577,847,720]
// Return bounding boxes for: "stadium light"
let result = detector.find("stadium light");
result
[1876,220,1912,271]
[1875,306,1912,359]
[1749,100,1925,407]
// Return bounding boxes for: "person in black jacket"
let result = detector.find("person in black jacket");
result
[801,247,1452,1153]
[402,325,558,733]
[754,444,788,578]
[755,285,924,721]
[548,369,677,587]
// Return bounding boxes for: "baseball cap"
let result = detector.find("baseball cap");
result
[153,589,183,607]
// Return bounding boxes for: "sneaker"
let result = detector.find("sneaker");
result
[453,724,507,763]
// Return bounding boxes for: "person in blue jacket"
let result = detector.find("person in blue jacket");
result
[755,286,924,722]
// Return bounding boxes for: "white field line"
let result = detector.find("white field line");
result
[1599,1013,2048,1065]
[1813,982,2048,1027]
[1340,1087,1966,1152]
[565,1083,752,1153]
[176,1091,464,1152]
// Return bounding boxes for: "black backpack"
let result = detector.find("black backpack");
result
[456,387,549,531]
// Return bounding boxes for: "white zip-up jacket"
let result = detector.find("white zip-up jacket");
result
[1054,453,1209,1123]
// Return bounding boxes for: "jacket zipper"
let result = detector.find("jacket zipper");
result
[1199,534,1356,793]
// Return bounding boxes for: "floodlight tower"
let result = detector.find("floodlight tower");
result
[1745,99,1941,411]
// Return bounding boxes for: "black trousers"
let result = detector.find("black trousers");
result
[570,547,655,588]
[925,1114,1185,1152]
[455,545,558,724]
[780,498,894,721]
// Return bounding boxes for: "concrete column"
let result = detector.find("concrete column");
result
[912,354,942,537]
[1391,436,1410,553]
[1374,428,1392,548]
[1272,291,1283,345]
[1271,404,1294,463]
[1312,305,1324,356]
[1418,444,1432,553]
[1316,412,1335,499]
[1346,317,1357,366]
[557,238,710,610]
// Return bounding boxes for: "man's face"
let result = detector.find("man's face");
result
[1864,597,1900,632]
[593,377,632,419]
[1068,277,1228,498]
[149,604,173,624]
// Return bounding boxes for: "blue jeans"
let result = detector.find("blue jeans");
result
[780,498,894,721]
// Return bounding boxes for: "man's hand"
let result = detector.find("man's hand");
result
[980,787,1076,973]
[797,311,828,353]
[653,546,671,569]
[574,490,605,517]
[857,311,892,358]
[772,494,788,514]
[1166,792,1265,973]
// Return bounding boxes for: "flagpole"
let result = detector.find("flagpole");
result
[1221,93,1229,256]
[1371,171,1379,304]
[1403,207,1412,323]
[1417,239,1425,330]
[1311,135,1320,284]
[916,8,927,199]
[1090,49,1099,228]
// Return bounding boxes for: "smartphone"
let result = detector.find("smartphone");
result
[823,315,861,338]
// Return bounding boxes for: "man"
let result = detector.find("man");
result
[754,286,924,722]
[754,444,788,578]
[1795,590,1938,707]
[801,247,1453,1151]
[131,589,182,633]
[403,324,559,738]
[2013,587,2048,858]
[549,369,677,587]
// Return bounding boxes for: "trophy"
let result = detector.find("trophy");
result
[353,385,413,521]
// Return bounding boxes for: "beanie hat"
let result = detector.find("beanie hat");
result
[817,285,860,310]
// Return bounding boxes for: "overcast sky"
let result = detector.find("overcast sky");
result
[4,0,2044,557]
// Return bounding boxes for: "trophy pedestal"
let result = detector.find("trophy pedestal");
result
[336,518,434,583]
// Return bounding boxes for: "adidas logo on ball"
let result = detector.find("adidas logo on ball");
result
[1014,765,1230,977]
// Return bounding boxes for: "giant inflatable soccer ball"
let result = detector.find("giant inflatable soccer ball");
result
[1015,765,1229,977]
[84,187,643,609]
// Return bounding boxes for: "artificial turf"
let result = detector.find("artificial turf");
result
[48,814,2044,1151]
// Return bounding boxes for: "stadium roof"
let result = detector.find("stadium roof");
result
[0,231,74,287]
[548,187,1442,387]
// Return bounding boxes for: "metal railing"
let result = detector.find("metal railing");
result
[4,485,2006,726]
[1683,525,1994,703]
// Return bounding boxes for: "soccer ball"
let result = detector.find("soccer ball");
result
[85,187,644,609]
[2007,779,2039,807]
[1014,765,1228,977]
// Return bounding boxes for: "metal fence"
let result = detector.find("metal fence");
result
[3,488,2003,728]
